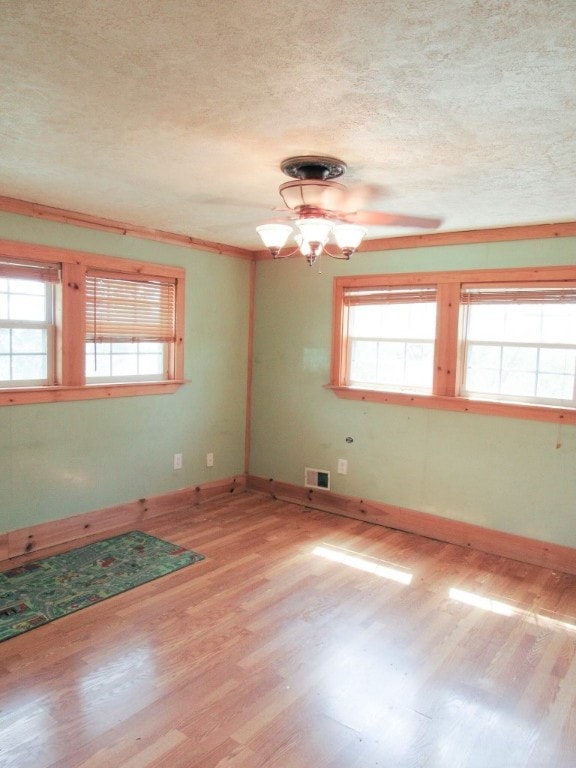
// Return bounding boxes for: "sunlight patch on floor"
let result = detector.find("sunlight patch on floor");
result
[449,587,576,632]
[312,544,413,585]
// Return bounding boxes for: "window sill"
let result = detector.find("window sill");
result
[326,385,576,425]
[0,381,186,406]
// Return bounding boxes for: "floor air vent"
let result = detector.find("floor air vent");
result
[305,468,330,490]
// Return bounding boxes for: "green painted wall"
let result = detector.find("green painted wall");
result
[2,211,575,551]
[0,212,251,531]
[250,239,576,548]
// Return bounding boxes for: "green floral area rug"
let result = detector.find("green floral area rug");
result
[0,530,205,643]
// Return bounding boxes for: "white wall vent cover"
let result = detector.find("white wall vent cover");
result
[305,468,330,490]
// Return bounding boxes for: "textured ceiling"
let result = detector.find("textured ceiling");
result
[1,0,575,250]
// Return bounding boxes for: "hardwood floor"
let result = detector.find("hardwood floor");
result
[1,491,576,767]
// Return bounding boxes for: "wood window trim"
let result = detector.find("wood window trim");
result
[0,239,185,406]
[329,265,576,425]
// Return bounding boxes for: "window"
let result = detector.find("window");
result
[330,267,576,424]
[85,272,176,383]
[0,259,59,386]
[460,285,576,408]
[346,285,437,393]
[0,242,185,406]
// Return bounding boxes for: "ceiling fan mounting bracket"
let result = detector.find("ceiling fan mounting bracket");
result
[281,155,347,181]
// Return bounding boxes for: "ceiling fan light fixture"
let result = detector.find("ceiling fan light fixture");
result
[256,155,441,265]
[256,223,292,258]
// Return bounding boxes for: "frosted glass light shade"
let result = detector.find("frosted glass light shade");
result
[294,217,333,245]
[256,224,292,254]
[333,224,366,250]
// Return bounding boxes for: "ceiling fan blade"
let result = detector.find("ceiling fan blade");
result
[340,210,443,229]
[319,183,385,213]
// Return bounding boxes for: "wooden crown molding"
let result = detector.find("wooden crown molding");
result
[0,195,255,261]
[1,195,574,263]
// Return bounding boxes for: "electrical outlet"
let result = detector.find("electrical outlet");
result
[206,452,214,467]
[337,458,348,475]
[173,453,183,470]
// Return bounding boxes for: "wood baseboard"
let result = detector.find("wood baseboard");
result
[2,475,246,560]
[246,475,576,576]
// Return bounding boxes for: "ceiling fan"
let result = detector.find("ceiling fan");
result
[256,155,443,265]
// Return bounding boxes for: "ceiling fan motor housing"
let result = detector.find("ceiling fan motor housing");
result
[280,155,347,181]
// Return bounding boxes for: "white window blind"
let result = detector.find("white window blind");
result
[85,271,176,343]
[0,257,60,283]
[461,283,576,304]
[344,285,437,305]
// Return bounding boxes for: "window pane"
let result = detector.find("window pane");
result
[8,293,46,322]
[405,342,435,387]
[8,279,45,295]
[539,348,575,375]
[86,341,165,381]
[466,305,507,342]
[537,373,574,400]
[0,276,51,385]
[350,340,379,382]
[12,328,46,354]
[86,343,110,379]
[138,353,164,375]
[467,344,501,371]
[11,355,47,381]
[501,370,536,397]
[541,307,576,344]
[377,342,406,386]
[465,367,501,395]
[502,346,537,372]
[349,305,382,337]
[111,343,135,355]
[111,353,138,377]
